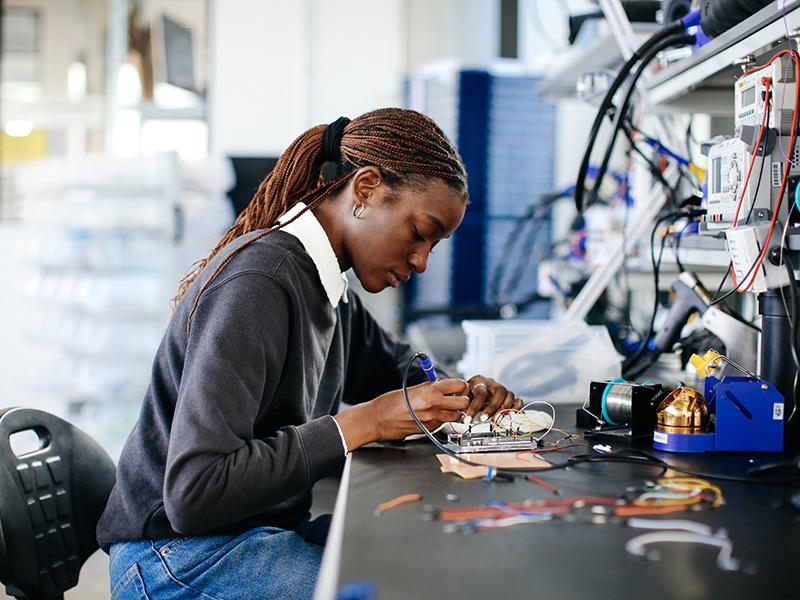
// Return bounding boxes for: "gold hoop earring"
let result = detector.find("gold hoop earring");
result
[353,201,365,219]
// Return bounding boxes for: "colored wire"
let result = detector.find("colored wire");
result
[708,149,768,305]
[729,83,771,235]
[632,477,724,509]
[519,400,556,442]
[375,493,422,514]
[736,49,800,293]
[526,474,560,495]
[625,530,740,571]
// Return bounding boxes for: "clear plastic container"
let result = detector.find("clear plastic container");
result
[457,319,622,403]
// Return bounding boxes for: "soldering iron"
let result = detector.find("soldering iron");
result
[417,353,440,382]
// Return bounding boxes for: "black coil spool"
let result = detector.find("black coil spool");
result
[577,381,666,443]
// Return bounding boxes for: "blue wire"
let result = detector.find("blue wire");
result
[641,137,690,166]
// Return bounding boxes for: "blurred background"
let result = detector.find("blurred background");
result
[1,3,716,594]
[2,0,620,461]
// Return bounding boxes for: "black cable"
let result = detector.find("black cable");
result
[623,351,660,380]
[673,219,686,273]
[685,117,699,156]
[784,259,800,373]
[620,197,641,339]
[617,123,686,340]
[621,123,679,208]
[621,211,685,375]
[625,117,704,201]
[587,32,695,211]
[401,354,799,483]
[569,450,800,484]
[574,20,685,213]
[709,258,763,307]
[711,264,731,303]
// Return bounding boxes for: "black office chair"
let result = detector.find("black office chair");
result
[0,407,116,599]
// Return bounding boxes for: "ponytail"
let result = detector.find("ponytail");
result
[176,108,467,338]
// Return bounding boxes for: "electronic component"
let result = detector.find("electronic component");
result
[704,136,773,229]
[724,224,790,293]
[444,431,542,453]
[576,379,664,443]
[735,54,797,134]
[445,405,555,453]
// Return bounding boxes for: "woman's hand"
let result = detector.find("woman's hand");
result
[463,375,522,421]
[334,379,470,449]
[370,378,470,440]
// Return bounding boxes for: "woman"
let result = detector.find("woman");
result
[98,108,521,599]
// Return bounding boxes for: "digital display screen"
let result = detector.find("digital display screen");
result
[742,85,756,107]
[712,157,722,194]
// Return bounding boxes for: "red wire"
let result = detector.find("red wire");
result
[729,84,770,287]
[735,49,800,292]
[730,82,770,231]
[526,474,559,495]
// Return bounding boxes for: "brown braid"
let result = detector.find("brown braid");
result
[176,107,467,338]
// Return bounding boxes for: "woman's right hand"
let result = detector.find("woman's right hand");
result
[370,378,470,441]
[334,379,470,449]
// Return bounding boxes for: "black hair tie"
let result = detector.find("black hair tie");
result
[321,116,351,163]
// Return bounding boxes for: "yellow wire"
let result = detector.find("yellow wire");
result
[655,477,724,509]
[631,476,724,509]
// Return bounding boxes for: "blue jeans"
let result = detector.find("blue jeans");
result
[109,516,330,600]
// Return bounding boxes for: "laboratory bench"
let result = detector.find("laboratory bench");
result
[315,411,800,600]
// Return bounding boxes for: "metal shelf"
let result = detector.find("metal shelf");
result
[645,0,800,113]
[539,23,660,99]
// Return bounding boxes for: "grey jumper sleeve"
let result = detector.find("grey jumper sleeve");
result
[163,272,344,535]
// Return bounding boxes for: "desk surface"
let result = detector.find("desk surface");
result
[326,420,800,600]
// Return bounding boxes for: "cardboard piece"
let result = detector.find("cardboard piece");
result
[436,452,551,479]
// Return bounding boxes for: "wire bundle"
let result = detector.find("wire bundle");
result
[575,13,698,213]
[489,401,556,440]
[617,477,724,516]
[433,477,723,533]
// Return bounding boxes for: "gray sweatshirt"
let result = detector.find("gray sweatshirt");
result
[96,230,426,548]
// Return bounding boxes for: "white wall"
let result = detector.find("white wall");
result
[208,0,308,157]
[406,0,500,72]
[307,0,406,124]
[209,0,504,159]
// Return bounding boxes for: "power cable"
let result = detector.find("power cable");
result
[587,32,695,211]
[574,15,693,213]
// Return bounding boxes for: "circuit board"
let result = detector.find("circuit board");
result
[443,431,540,453]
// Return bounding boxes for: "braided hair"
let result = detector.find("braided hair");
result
[175,107,467,337]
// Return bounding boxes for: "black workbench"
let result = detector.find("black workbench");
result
[318,417,800,600]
